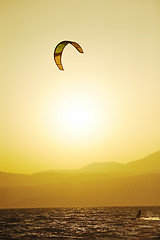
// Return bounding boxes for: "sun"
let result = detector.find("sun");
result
[63,105,90,130]
[57,99,96,139]
[43,82,115,145]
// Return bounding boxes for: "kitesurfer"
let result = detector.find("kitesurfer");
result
[136,209,141,219]
[132,209,141,220]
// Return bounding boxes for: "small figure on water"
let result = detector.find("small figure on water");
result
[132,209,141,220]
[135,209,141,219]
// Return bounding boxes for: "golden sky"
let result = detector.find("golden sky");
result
[1,0,160,173]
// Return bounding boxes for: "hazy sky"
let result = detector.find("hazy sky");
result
[1,0,160,173]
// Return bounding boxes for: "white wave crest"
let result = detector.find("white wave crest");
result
[142,217,160,221]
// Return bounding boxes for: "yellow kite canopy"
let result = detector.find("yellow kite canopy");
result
[54,41,84,70]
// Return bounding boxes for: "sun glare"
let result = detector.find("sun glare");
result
[63,105,91,130]
[43,82,115,145]
[57,100,96,138]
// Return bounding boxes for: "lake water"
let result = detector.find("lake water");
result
[0,207,160,239]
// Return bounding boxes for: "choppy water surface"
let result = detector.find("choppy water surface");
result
[0,207,160,239]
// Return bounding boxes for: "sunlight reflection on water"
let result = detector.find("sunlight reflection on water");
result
[0,207,160,239]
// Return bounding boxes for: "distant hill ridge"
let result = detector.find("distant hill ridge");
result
[82,151,160,174]
[0,150,160,176]
[0,151,160,208]
[81,161,123,172]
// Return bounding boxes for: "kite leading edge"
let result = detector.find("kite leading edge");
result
[54,41,84,70]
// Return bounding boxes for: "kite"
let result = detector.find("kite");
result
[54,41,84,70]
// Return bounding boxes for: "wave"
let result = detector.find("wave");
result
[142,217,160,221]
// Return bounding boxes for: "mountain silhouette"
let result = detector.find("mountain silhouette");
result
[81,151,160,174]
[0,151,160,208]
